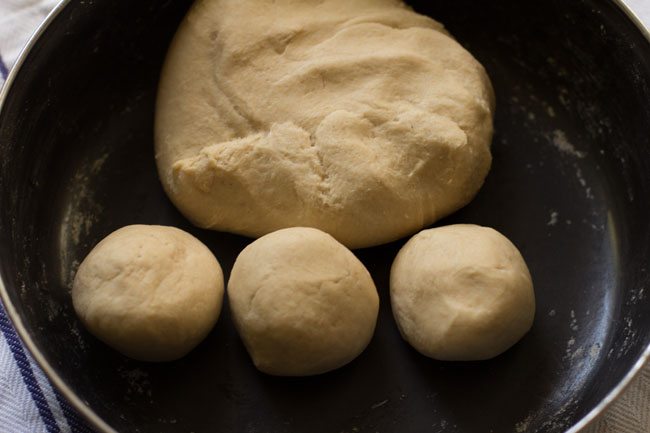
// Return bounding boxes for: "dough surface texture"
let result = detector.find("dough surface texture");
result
[390,224,535,361]
[72,225,224,362]
[227,227,379,376]
[155,0,495,249]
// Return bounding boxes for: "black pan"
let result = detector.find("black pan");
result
[1,0,649,432]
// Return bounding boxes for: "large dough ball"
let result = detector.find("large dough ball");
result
[228,227,379,376]
[155,0,494,249]
[390,225,535,361]
[72,225,224,362]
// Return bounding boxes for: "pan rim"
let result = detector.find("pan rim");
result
[0,2,118,432]
[565,1,650,429]
[0,0,648,432]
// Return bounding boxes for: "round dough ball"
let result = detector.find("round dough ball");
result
[390,224,535,361]
[228,227,379,376]
[72,225,224,362]
[155,0,494,249]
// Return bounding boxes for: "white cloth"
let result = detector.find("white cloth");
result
[626,0,650,26]
[0,1,648,432]
[586,366,650,432]
[0,0,59,77]
[0,305,91,432]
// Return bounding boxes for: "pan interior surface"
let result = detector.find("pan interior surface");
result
[0,0,649,432]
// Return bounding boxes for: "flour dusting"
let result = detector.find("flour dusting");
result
[59,152,110,288]
[551,130,586,158]
[119,367,152,399]
[589,343,601,361]
[546,106,556,118]
[569,310,579,332]
[515,414,532,433]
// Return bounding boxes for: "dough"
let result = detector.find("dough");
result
[227,227,379,376]
[390,224,535,361]
[72,225,224,362]
[155,0,495,249]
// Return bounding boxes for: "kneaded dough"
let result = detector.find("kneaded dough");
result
[390,224,535,361]
[155,0,495,249]
[72,225,224,362]
[227,227,379,376]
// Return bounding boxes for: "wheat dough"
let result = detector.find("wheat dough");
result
[155,0,495,249]
[72,225,224,362]
[390,224,535,361]
[227,227,379,376]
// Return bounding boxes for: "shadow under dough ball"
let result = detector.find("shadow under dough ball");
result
[227,227,379,376]
[390,224,535,361]
[71,225,225,362]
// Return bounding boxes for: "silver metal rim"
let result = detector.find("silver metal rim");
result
[566,1,650,428]
[0,1,116,432]
[0,1,648,432]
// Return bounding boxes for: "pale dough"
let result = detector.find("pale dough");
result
[390,224,535,361]
[155,0,495,249]
[72,225,224,362]
[227,227,379,376]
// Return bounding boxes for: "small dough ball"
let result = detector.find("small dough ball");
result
[72,225,224,362]
[390,224,535,361]
[228,227,379,376]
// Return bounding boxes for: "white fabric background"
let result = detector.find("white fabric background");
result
[627,0,650,24]
[0,0,648,432]
[0,0,59,65]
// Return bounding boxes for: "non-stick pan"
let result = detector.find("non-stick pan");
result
[1,0,649,432]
